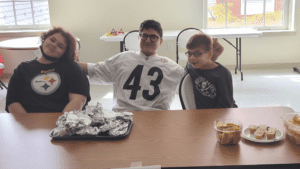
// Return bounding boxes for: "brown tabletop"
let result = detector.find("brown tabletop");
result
[0,107,299,169]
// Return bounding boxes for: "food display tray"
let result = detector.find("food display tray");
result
[242,128,284,143]
[51,121,133,140]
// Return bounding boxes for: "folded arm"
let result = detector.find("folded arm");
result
[8,102,27,113]
[62,93,87,113]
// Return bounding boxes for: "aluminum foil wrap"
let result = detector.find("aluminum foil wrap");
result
[50,102,133,137]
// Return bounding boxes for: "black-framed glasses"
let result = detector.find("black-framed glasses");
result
[139,33,160,42]
[185,51,208,57]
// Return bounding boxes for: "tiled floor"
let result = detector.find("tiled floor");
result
[1,68,300,113]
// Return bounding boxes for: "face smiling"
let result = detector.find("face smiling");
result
[187,46,213,69]
[42,33,67,59]
[139,28,163,56]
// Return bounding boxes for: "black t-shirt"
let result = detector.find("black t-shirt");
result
[185,62,237,109]
[5,59,91,113]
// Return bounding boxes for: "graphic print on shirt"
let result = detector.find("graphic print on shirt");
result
[194,76,216,98]
[31,72,61,95]
[123,65,163,101]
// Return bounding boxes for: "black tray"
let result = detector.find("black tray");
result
[51,121,133,140]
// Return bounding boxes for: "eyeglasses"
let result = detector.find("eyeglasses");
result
[139,33,160,42]
[185,51,208,57]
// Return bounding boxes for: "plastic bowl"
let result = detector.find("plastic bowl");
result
[214,119,243,145]
[281,113,300,144]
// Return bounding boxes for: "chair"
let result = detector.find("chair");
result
[123,30,140,51]
[0,55,7,89]
[179,73,196,110]
[176,28,202,63]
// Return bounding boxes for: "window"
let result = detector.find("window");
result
[205,0,294,30]
[0,0,50,31]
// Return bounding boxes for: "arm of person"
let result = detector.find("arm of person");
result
[5,63,27,113]
[62,93,87,112]
[64,62,91,112]
[76,62,88,75]
[211,38,224,62]
[85,54,123,85]
[8,102,27,113]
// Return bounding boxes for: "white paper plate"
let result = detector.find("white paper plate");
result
[242,128,284,143]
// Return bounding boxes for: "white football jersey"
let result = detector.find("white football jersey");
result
[87,51,185,112]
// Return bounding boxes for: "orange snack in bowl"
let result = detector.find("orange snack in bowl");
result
[220,132,232,144]
[293,115,300,125]
[215,120,242,145]
[232,131,242,144]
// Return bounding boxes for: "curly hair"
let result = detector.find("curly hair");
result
[40,27,77,62]
[186,33,213,52]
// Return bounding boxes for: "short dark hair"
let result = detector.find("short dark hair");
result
[41,27,77,62]
[139,20,163,38]
[186,34,213,52]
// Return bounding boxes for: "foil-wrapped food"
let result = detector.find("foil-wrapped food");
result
[50,102,133,138]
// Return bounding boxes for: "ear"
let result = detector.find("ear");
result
[208,50,213,58]
[160,38,163,46]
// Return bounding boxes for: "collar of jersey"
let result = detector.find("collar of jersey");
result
[139,51,159,60]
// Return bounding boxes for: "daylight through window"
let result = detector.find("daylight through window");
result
[0,0,50,30]
[207,0,288,30]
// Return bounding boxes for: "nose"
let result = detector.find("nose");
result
[145,36,151,43]
[50,41,57,49]
[188,54,196,59]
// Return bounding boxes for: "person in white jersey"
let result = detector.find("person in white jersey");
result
[78,20,223,112]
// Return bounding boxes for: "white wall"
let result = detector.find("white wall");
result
[1,0,300,73]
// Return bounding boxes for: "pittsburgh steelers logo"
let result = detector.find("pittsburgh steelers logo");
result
[31,72,61,95]
[161,57,168,63]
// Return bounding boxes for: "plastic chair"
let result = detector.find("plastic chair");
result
[176,28,202,63]
[123,30,140,51]
[0,55,7,89]
[179,73,196,110]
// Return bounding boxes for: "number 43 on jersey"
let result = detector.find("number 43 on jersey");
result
[123,65,163,101]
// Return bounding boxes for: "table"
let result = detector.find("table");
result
[100,28,263,81]
[0,37,80,74]
[0,106,299,169]
[0,37,41,74]
[0,37,41,50]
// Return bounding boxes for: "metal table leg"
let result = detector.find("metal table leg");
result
[223,38,243,81]
[0,80,7,89]
[120,41,124,52]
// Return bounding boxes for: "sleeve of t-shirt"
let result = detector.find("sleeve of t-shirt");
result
[87,53,123,85]
[65,62,91,102]
[215,70,236,108]
[5,64,23,113]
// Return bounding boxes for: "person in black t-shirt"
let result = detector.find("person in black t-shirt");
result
[184,33,237,109]
[6,27,90,113]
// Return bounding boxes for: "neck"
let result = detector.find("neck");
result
[141,51,155,57]
[37,57,55,64]
[200,60,218,70]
